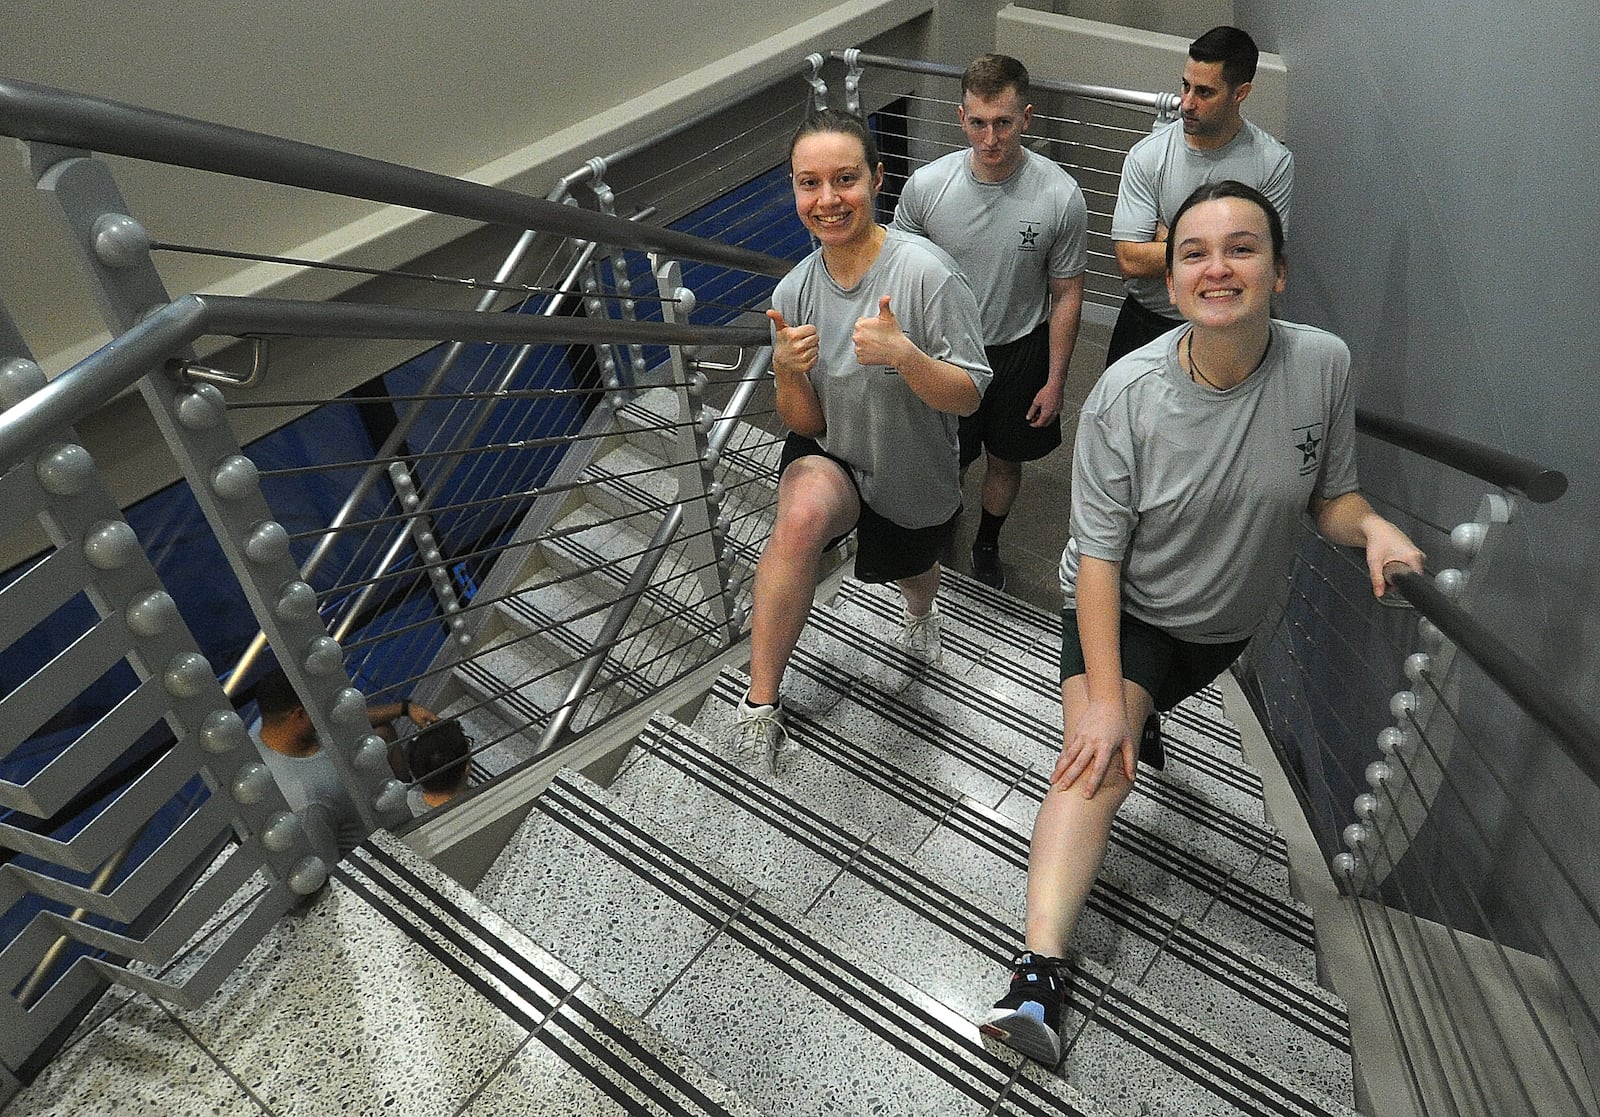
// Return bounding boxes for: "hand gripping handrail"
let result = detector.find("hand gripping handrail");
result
[0,293,772,473]
[0,77,792,280]
[1356,409,1567,503]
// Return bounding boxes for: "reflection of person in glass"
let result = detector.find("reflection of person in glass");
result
[983,181,1425,1067]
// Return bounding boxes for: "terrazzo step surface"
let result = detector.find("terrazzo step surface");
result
[617,387,783,492]
[495,565,723,686]
[791,600,1293,903]
[475,767,1110,1117]
[606,712,1354,1115]
[834,577,1272,816]
[435,695,529,782]
[451,640,636,755]
[535,501,764,640]
[7,833,765,1117]
[785,598,1314,978]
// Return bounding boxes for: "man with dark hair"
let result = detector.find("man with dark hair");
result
[1103,25,1292,366]
[404,719,471,816]
[892,53,1086,591]
[250,665,437,862]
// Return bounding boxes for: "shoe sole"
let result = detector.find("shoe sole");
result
[979,1012,1061,1065]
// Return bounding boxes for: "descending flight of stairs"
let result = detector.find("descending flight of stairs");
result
[7,386,1363,1117]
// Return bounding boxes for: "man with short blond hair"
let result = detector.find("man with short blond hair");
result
[891,53,1086,592]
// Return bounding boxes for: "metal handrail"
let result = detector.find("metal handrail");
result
[1388,568,1600,787]
[832,50,1181,116]
[223,221,603,696]
[0,77,791,281]
[0,293,771,472]
[536,349,774,752]
[1357,409,1568,504]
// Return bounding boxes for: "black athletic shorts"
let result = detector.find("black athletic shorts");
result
[779,433,958,583]
[1103,295,1184,369]
[1059,608,1248,711]
[958,319,1062,468]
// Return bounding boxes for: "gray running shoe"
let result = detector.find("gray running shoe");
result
[898,604,943,666]
[733,695,790,774]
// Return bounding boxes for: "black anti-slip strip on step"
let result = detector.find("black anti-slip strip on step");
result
[648,710,1340,1107]
[638,716,1022,969]
[1077,974,1350,1117]
[715,671,1304,951]
[792,634,1283,878]
[543,755,1092,1113]
[1048,943,1341,1116]
[718,894,1094,1117]
[538,772,750,925]
[336,846,742,1117]
[636,718,867,869]
[817,596,1266,802]
[1159,924,1351,1051]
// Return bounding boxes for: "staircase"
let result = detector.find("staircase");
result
[431,383,786,776]
[4,387,1363,1117]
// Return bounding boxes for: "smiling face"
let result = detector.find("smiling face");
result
[790,129,883,249]
[959,86,1032,181]
[1179,58,1248,147]
[1166,195,1286,329]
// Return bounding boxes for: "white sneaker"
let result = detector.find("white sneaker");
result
[733,694,790,774]
[898,604,943,666]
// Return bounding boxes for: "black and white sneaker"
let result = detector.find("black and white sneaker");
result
[980,951,1066,1065]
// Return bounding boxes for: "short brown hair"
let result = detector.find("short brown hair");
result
[962,54,1030,102]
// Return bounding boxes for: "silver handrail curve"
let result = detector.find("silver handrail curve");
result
[1356,409,1568,504]
[0,77,792,280]
[0,293,771,473]
[1388,567,1600,784]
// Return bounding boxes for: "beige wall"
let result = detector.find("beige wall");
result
[995,6,1287,137]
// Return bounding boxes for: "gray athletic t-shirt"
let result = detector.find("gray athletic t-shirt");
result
[251,723,366,863]
[771,228,991,527]
[891,148,1087,345]
[1111,119,1293,319]
[1060,321,1358,642]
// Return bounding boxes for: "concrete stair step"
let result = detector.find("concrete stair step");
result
[832,577,1273,821]
[605,713,1354,1114]
[788,601,1293,902]
[476,767,1110,1117]
[11,831,767,1117]
[699,665,1319,984]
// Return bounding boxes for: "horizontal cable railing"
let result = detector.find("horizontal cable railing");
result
[828,50,1177,317]
[9,49,1589,1117]
[1238,411,1590,1116]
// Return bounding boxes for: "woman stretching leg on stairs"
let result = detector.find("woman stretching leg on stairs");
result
[981,180,1425,1066]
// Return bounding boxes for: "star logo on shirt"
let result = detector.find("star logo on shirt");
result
[1292,423,1324,476]
[1017,221,1041,251]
